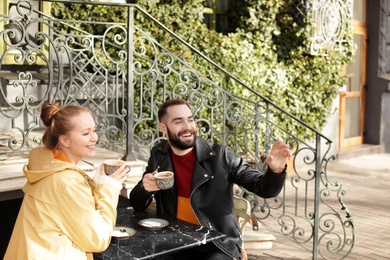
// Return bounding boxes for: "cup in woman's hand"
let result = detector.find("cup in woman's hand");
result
[103,159,130,175]
[154,171,174,190]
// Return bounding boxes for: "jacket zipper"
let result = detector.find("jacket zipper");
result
[189,173,236,259]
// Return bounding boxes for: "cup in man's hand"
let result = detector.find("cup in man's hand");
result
[103,159,130,176]
[154,171,174,190]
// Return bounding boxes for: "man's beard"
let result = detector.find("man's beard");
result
[166,127,196,150]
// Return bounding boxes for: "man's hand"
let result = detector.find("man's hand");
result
[268,140,293,173]
[142,170,160,192]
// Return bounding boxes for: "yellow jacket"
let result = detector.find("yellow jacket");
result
[4,147,120,260]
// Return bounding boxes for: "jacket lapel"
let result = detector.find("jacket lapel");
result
[195,138,215,162]
[191,138,215,189]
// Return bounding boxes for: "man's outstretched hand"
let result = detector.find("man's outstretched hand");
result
[268,140,293,173]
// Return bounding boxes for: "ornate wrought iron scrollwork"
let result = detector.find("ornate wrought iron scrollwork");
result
[307,0,353,55]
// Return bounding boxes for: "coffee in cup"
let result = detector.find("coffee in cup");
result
[103,159,130,175]
[154,171,174,190]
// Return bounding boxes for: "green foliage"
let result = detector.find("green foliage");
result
[51,0,356,141]
[134,0,355,139]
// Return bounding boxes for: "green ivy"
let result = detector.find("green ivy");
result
[51,0,355,141]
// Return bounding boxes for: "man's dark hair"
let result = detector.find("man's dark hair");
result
[158,98,191,122]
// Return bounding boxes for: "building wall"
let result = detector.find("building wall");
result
[381,93,390,152]
[320,1,390,155]
[366,0,389,148]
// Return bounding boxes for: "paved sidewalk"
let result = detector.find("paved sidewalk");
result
[247,153,390,260]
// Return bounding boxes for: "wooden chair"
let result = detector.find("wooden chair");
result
[234,195,276,256]
[234,195,256,260]
[233,195,253,233]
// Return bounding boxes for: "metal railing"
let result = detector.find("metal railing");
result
[0,0,354,258]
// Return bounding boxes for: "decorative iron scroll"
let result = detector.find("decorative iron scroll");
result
[238,141,354,259]
[0,0,128,155]
[307,0,353,55]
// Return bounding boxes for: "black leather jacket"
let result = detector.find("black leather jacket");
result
[129,138,286,259]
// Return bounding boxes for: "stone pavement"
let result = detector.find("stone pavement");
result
[247,153,390,260]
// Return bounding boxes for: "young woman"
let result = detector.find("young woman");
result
[4,102,129,260]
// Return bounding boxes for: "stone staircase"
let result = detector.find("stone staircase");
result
[337,144,382,160]
[242,222,276,254]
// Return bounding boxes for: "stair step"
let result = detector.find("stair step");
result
[242,224,276,252]
[337,144,382,160]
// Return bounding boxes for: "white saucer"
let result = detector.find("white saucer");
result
[112,226,136,238]
[138,218,169,230]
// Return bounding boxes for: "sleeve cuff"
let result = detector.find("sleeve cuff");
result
[96,174,123,191]
[269,164,287,174]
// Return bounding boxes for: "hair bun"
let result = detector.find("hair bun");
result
[41,102,61,127]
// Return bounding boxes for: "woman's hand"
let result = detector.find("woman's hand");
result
[102,163,130,184]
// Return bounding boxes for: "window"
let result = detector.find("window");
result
[203,0,229,34]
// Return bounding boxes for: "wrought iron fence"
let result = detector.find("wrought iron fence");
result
[0,0,354,258]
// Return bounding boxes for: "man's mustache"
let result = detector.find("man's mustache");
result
[178,129,196,136]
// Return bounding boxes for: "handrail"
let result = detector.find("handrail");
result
[42,0,331,142]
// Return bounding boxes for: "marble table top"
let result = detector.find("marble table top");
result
[94,207,225,260]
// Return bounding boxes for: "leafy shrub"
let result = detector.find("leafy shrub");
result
[51,0,355,141]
